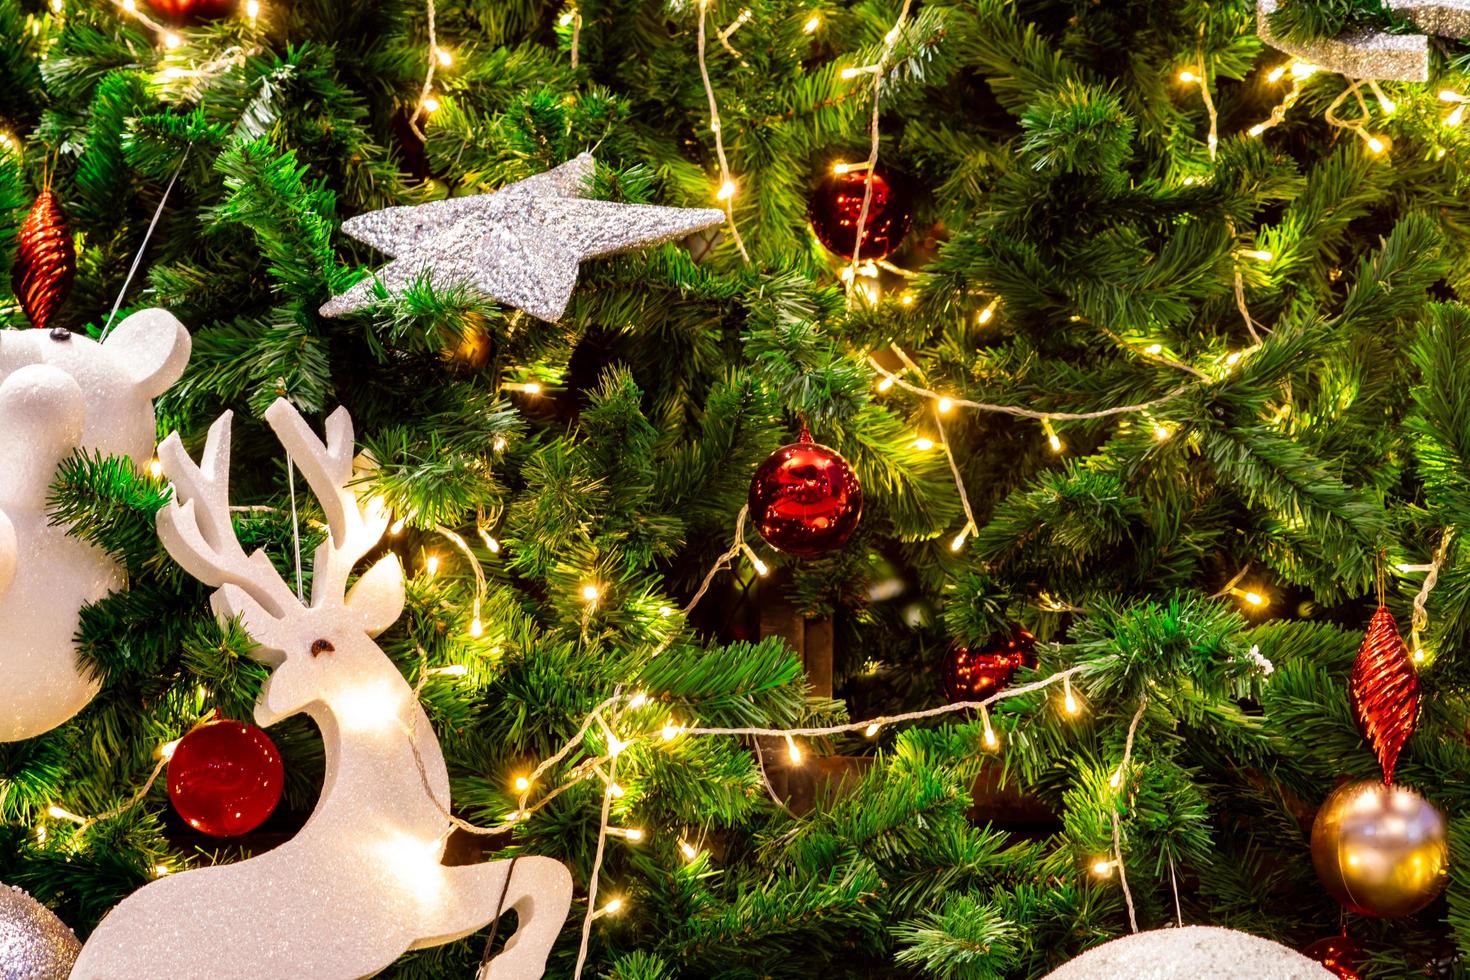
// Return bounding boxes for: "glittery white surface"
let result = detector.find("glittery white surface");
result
[1257,0,1429,82]
[320,152,724,323]
[73,401,572,979]
[0,309,190,741]
[0,883,79,979]
[1042,926,1335,979]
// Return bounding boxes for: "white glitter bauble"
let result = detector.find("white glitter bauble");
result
[0,309,190,741]
[0,883,80,979]
[1042,926,1335,979]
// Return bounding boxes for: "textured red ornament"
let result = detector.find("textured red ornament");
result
[1301,934,1363,979]
[11,189,75,331]
[748,429,863,558]
[142,0,235,24]
[167,719,284,837]
[807,164,913,261]
[942,625,1038,702]
[1349,605,1419,784]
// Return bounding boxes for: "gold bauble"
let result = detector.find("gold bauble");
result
[1310,779,1449,917]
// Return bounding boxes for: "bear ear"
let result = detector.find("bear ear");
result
[102,308,192,398]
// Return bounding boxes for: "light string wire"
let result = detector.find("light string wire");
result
[870,357,1196,421]
[408,0,440,141]
[683,504,753,614]
[1404,527,1454,659]
[846,0,914,288]
[1109,695,1148,934]
[696,0,750,262]
[575,712,620,979]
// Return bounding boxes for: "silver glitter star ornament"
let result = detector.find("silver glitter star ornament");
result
[1257,0,1470,82]
[320,153,724,323]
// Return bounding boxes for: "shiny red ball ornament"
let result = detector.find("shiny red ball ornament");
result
[12,189,75,331]
[942,625,1038,702]
[1349,605,1419,784]
[748,428,863,558]
[142,0,235,25]
[1302,933,1364,979]
[167,719,284,837]
[807,163,913,261]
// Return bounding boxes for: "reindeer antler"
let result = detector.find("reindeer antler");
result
[263,399,389,606]
[159,400,388,620]
[157,412,300,619]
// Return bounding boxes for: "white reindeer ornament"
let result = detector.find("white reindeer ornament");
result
[72,399,573,980]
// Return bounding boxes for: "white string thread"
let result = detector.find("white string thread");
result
[101,144,191,341]
[286,454,304,600]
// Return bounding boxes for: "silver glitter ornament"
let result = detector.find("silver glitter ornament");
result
[320,153,724,323]
[1042,926,1333,979]
[0,883,80,980]
[1257,0,1429,81]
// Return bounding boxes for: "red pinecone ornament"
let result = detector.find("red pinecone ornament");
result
[1349,605,1419,784]
[11,189,75,331]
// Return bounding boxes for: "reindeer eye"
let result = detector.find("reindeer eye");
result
[310,639,335,657]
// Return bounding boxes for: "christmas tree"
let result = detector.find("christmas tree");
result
[3,0,1470,975]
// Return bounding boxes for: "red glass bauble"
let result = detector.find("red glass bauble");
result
[143,0,236,25]
[943,625,1038,702]
[167,719,284,837]
[1302,934,1364,979]
[807,164,913,261]
[748,431,863,558]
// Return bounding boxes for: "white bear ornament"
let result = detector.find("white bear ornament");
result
[0,311,191,741]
